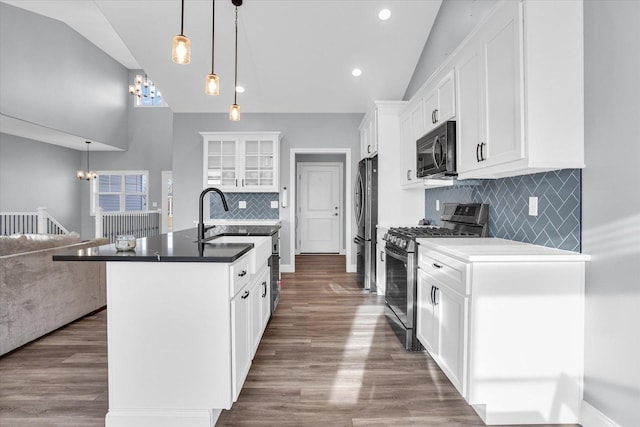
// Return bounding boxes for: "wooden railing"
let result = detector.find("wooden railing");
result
[0,207,69,235]
[95,208,162,243]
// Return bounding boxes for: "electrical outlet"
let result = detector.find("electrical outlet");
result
[528,196,538,216]
[271,201,278,209]
[152,202,157,208]
[436,200,440,211]
[239,201,246,209]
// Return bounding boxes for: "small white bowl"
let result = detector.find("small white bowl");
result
[115,235,136,251]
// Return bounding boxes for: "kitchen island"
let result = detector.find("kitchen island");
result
[54,226,279,427]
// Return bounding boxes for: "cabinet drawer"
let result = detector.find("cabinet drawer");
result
[230,255,251,297]
[418,249,468,295]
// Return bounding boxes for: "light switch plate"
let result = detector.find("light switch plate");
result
[152,202,158,208]
[239,201,246,209]
[436,200,440,211]
[528,196,538,216]
[271,200,278,209]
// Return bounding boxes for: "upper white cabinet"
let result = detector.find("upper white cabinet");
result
[422,70,456,135]
[455,0,584,179]
[202,132,281,192]
[359,108,378,158]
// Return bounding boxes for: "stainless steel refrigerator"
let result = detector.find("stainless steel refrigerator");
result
[353,155,377,291]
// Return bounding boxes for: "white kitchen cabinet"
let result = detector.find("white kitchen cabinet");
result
[399,102,423,187]
[416,254,467,395]
[230,282,252,402]
[455,0,584,179]
[417,238,588,425]
[375,227,388,296]
[359,108,378,159]
[422,70,456,135]
[250,264,270,358]
[202,132,280,192]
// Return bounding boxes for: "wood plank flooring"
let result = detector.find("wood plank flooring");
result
[0,255,577,426]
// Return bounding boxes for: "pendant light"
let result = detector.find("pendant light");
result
[205,0,219,95]
[229,0,242,121]
[76,141,97,181]
[172,0,191,64]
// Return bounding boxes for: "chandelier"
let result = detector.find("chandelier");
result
[128,74,157,100]
[76,141,97,181]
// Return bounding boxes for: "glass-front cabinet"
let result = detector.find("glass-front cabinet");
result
[201,132,280,192]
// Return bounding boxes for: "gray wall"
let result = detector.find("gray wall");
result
[582,1,640,426]
[79,73,174,238]
[172,113,362,267]
[0,3,128,149]
[0,133,83,234]
[403,0,496,100]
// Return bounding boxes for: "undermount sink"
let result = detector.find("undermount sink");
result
[204,235,271,274]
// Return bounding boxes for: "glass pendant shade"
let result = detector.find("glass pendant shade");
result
[205,73,220,96]
[229,104,240,121]
[172,35,191,64]
[77,170,85,179]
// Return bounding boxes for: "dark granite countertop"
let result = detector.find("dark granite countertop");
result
[52,228,267,263]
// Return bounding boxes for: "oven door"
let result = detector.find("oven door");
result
[384,245,415,329]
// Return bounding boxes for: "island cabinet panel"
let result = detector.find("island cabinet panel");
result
[416,239,587,425]
[105,262,234,427]
[104,250,272,427]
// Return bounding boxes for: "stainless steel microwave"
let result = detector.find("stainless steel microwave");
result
[416,121,457,178]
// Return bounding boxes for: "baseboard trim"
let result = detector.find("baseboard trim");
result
[582,401,620,427]
[280,264,294,273]
[347,263,356,273]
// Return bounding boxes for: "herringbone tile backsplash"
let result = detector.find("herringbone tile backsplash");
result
[209,193,280,220]
[424,169,582,252]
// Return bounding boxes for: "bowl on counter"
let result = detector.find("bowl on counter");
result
[115,235,136,251]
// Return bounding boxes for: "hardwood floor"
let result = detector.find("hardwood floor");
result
[0,255,577,426]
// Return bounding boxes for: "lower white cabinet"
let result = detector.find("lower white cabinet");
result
[375,227,388,296]
[416,267,465,395]
[250,265,270,358]
[416,239,588,425]
[231,284,252,402]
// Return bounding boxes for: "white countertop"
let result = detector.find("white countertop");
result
[416,237,590,262]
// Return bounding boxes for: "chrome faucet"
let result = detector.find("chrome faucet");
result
[198,187,229,241]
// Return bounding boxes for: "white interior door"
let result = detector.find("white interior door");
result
[298,163,342,253]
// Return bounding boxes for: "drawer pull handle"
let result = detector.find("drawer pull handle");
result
[241,290,250,299]
[238,270,247,277]
[261,281,267,298]
[432,263,443,269]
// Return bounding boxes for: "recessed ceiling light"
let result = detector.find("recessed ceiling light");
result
[378,9,391,21]
[235,86,245,93]
[352,68,362,77]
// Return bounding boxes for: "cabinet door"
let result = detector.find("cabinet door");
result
[249,279,262,358]
[242,137,278,192]
[481,0,524,168]
[399,114,413,186]
[422,90,438,134]
[204,137,240,190]
[455,43,485,174]
[416,269,438,354]
[437,70,456,124]
[436,285,466,395]
[375,239,386,296]
[400,103,423,186]
[260,268,270,334]
[360,120,370,159]
[231,288,251,401]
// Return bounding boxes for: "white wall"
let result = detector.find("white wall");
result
[582,2,640,426]
[0,133,83,234]
[0,3,128,149]
[171,113,362,268]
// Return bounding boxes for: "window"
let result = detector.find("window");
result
[91,171,148,215]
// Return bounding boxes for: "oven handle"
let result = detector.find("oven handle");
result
[385,246,409,264]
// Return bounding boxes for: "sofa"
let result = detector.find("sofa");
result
[0,233,108,355]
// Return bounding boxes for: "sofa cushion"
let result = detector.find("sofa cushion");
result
[0,232,81,256]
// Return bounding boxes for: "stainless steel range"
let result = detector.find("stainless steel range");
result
[383,203,489,350]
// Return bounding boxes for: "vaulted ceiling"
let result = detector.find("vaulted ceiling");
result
[3,0,442,114]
